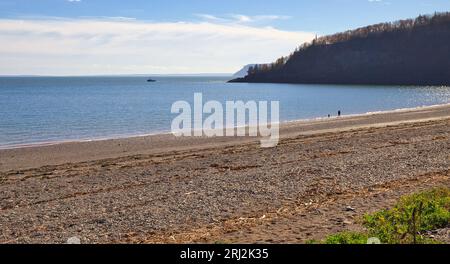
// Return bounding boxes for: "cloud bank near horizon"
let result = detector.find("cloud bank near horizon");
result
[0,17,315,75]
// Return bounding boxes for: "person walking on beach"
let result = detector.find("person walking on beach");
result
[338,110,341,117]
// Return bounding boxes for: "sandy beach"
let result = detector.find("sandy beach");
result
[0,104,449,243]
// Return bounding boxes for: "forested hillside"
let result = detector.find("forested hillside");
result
[229,12,450,85]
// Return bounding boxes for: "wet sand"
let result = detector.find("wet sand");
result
[0,104,449,243]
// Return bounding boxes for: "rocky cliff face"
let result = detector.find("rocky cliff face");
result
[230,13,450,86]
[232,64,257,78]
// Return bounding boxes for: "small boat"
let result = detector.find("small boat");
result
[147,78,156,82]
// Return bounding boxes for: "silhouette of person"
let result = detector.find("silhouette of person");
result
[338,110,341,117]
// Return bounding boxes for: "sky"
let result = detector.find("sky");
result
[0,0,449,75]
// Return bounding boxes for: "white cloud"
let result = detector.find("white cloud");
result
[230,14,254,23]
[67,0,82,2]
[0,18,314,75]
[194,14,223,22]
[196,13,292,24]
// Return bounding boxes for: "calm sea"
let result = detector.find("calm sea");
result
[0,76,449,148]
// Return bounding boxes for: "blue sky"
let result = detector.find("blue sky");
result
[2,0,449,33]
[0,0,449,75]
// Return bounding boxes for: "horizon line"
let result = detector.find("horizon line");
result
[0,73,234,77]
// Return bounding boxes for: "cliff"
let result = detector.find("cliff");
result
[229,12,450,86]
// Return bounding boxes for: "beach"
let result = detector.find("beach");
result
[0,104,449,243]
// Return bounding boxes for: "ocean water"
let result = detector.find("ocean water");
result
[0,76,449,148]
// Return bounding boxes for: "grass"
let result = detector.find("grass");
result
[324,232,369,244]
[322,187,450,244]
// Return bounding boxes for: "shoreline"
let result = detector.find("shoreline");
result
[1,102,449,151]
[0,107,448,243]
[1,103,450,172]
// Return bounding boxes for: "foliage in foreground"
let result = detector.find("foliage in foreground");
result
[324,187,450,244]
[324,232,369,244]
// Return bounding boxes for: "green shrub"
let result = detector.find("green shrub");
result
[321,188,449,244]
[363,188,449,244]
[305,239,320,244]
[325,232,369,244]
